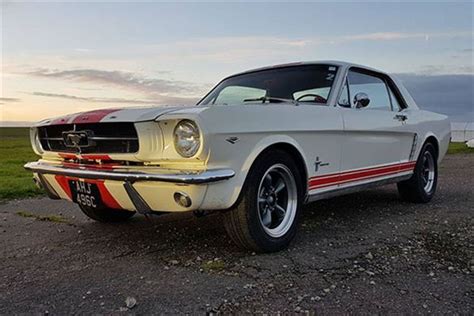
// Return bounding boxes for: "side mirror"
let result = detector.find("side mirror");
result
[353,92,370,108]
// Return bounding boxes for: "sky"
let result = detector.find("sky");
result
[1,1,473,124]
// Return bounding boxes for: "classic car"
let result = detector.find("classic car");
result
[25,61,451,252]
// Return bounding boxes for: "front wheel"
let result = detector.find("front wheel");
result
[224,150,303,252]
[397,142,438,203]
[79,204,136,223]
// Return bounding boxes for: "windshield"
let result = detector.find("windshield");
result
[198,64,338,106]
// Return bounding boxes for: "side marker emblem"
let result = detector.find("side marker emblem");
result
[226,137,239,144]
[314,156,330,172]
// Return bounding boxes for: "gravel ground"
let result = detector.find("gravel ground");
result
[0,154,472,314]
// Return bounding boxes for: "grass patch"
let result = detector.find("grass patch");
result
[0,127,43,201]
[447,142,474,155]
[16,211,69,223]
[201,259,225,272]
[0,126,470,201]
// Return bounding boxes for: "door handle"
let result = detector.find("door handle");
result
[394,114,408,122]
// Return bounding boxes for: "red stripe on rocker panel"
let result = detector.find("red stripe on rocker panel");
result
[309,161,416,190]
[54,176,122,209]
[311,168,402,190]
[309,164,400,188]
[309,161,415,181]
[71,109,120,124]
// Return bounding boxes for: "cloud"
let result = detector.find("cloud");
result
[30,91,198,105]
[138,31,472,65]
[31,92,155,104]
[27,68,204,97]
[74,48,93,53]
[396,73,474,122]
[415,64,473,75]
[344,32,422,41]
[341,31,471,42]
[0,97,21,103]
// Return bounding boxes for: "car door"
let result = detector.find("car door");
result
[338,68,413,188]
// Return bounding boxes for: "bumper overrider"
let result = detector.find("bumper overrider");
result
[24,161,235,214]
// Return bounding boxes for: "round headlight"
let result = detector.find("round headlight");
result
[173,120,201,158]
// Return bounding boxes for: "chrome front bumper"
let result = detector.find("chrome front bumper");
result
[24,161,235,184]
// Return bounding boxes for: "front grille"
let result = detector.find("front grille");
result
[38,123,139,154]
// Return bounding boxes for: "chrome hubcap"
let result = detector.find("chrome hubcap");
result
[257,164,297,238]
[421,151,435,193]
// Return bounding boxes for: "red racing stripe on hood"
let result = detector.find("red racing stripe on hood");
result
[71,109,121,124]
[50,114,77,125]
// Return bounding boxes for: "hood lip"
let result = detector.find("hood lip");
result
[33,105,198,127]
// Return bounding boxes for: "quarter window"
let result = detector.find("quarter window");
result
[346,70,392,111]
[338,80,350,107]
[389,88,402,111]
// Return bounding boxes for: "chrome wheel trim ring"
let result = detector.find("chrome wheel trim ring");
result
[257,163,298,238]
[422,151,435,193]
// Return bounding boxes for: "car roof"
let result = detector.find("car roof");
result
[230,60,388,77]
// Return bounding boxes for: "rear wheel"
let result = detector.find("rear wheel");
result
[79,204,135,223]
[397,142,438,203]
[224,150,303,252]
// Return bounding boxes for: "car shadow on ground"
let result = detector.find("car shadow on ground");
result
[72,185,409,261]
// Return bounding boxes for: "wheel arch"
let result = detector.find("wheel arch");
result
[239,136,309,200]
[421,134,440,159]
[254,142,308,194]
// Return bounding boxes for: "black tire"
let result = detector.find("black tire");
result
[224,149,303,252]
[397,142,438,203]
[79,204,135,223]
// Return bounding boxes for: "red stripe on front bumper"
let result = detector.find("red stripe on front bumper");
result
[58,153,78,160]
[80,154,112,161]
[54,175,122,209]
[55,175,73,198]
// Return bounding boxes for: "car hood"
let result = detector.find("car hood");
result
[34,105,197,126]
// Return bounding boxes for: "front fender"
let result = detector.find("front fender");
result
[200,133,309,210]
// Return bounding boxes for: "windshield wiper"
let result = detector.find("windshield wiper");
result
[243,96,298,105]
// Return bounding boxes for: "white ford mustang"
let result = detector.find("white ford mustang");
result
[25,61,451,252]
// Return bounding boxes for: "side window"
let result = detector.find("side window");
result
[213,86,265,105]
[347,71,392,111]
[293,87,330,103]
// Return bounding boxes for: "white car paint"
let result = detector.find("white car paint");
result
[27,61,451,213]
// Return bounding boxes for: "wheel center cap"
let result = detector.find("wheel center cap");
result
[267,195,276,206]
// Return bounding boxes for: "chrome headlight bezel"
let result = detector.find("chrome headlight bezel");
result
[173,119,201,158]
[30,127,44,155]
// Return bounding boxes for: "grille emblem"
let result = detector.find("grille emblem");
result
[62,130,94,151]
[66,133,83,146]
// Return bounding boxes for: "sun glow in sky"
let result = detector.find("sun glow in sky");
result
[1,1,473,123]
